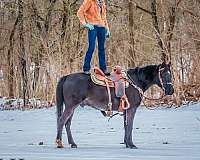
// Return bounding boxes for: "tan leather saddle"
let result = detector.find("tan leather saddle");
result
[91,66,130,116]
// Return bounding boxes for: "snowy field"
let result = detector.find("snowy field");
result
[0,103,200,160]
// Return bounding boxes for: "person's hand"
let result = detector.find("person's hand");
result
[83,24,94,30]
[106,29,110,38]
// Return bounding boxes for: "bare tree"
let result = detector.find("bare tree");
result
[1,0,200,106]
[128,0,136,67]
[18,0,28,106]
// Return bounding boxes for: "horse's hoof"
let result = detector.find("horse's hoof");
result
[130,145,137,149]
[126,144,137,149]
[71,143,77,148]
[56,139,64,148]
[57,145,64,148]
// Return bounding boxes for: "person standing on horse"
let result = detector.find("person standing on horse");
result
[77,0,110,74]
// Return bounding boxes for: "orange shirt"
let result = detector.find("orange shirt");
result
[77,0,109,29]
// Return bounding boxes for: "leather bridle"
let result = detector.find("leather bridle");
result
[126,65,172,101]
[158,67,173,93]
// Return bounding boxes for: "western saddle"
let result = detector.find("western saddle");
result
[91,66,130,116]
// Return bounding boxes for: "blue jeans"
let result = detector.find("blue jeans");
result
[83,25,107,72]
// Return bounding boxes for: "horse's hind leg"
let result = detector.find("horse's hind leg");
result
[56,106,74,148]
[65,112,77,148]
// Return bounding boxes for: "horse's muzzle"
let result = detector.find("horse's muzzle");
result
[164,84,174,95]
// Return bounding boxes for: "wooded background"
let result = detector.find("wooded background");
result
[0,0,200,106]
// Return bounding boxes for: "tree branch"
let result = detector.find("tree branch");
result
[44,0,57,32]
[133,2,153,15]
[151,0,166,62]
[31,1,43,32]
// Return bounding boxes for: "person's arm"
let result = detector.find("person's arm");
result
[105,18,109,30]
[104,10,109,30]
[77,0,92,25]
[104,5,110,37]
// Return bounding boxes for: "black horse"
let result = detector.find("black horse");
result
[55,62,174,149]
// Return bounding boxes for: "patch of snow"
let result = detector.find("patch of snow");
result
[0,103,200,160]
[0,97,53,110]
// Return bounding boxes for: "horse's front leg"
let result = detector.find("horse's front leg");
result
[123,107,137,149]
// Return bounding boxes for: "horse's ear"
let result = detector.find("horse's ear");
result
[161,61,165,68]
[165,61,171,68]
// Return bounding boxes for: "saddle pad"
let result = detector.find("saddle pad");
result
[91,74,114,87]
[91,74,129,88]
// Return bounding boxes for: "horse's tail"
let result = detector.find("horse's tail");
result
[56,76,67,120]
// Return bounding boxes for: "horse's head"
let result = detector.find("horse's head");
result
[157,62,174,95]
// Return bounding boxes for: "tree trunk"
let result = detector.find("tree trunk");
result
[128,0,136,67]
[45,0,57,32]
[151,0,167,62]
[7,17,19,97]
[166,5,176,62]
[31,0,57,90]
[18,0,28,106]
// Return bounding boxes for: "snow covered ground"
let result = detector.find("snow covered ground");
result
[0,103,200,160]
[0,97,53,110]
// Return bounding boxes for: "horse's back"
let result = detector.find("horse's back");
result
[61,73,90,101]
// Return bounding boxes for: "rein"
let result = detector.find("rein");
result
[108,67,167,121]
[109,66,173,120]
[126,67,166,105]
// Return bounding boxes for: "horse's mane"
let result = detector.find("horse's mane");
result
[128,64,159,74]
[127,64,160,83]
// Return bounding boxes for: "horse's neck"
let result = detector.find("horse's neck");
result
[128,66,158,92]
